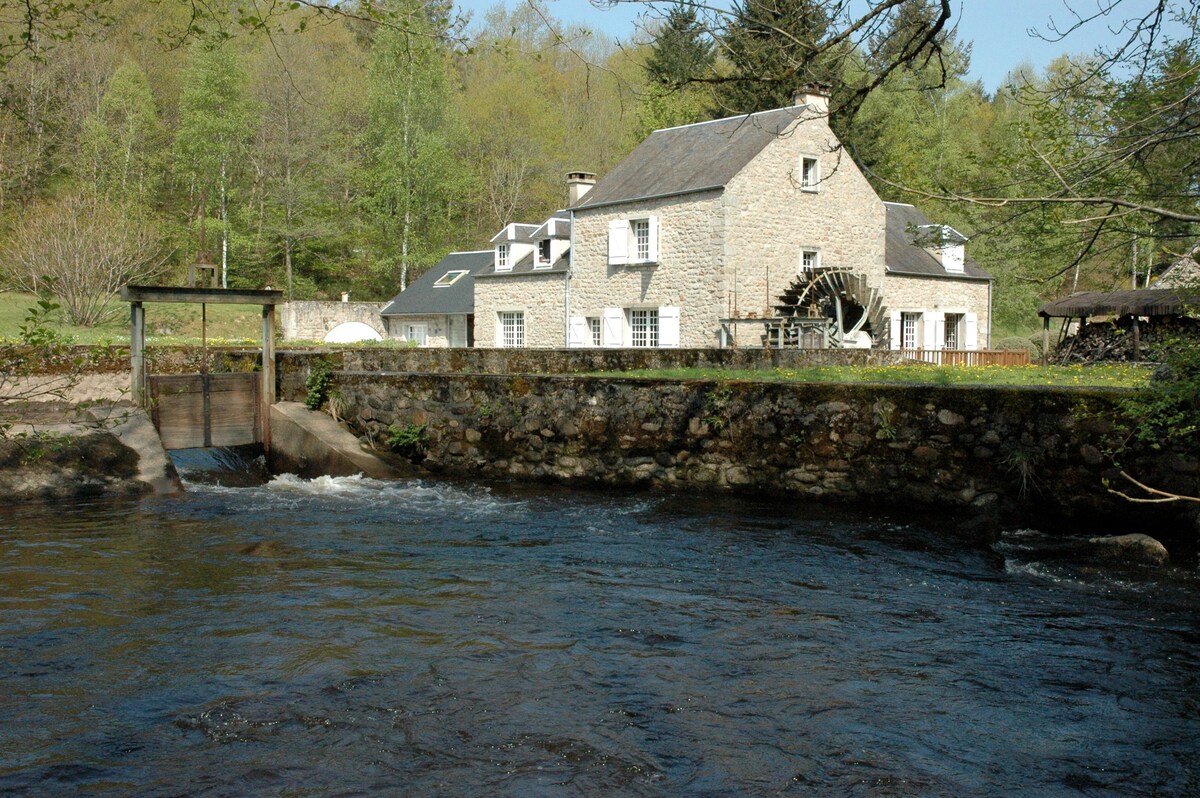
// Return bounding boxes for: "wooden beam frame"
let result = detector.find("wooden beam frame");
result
[123,284,284,451]
[120,285,283,306]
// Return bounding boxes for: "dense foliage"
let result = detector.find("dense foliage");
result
[0,0,1195,338]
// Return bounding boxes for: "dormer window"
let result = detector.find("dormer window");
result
[800,156,820,192]
[433,269,468,287]
[496,243,510,272]
[536,239,552,268]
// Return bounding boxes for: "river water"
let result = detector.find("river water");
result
[0,469,1198,797]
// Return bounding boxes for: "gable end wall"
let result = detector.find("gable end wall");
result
[722,118,886,345]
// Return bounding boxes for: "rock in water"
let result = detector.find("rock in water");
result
[1086,533,1170,566]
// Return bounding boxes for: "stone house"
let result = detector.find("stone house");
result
[883,202,991,351]
[1154,244,1200,289]
[380,250,492,347]
[472,213,572,348]
[470,85,990,350]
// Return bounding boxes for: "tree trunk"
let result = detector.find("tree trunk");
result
[221,159,229,289]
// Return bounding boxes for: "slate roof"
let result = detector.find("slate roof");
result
[475,250,569,278]
[533,212,571,240]
[380,250,492,317]
[884,202,991,281]
[490,223,540,243]
[572,106,809,210]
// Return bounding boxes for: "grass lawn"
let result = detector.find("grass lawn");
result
[598,364,1152,389]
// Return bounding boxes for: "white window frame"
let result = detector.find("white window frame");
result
[588,317,601,347]
[535,239,552,269]
[498,310,524,348]
[629,308,659,348]
[496,243,510,272]
[800,155,820,192]
[632,218,650,261]
[901,312,921,350]
[801,249,820,271]
[944,312,963,350]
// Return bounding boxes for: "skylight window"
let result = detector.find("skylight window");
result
[433,270,468,287]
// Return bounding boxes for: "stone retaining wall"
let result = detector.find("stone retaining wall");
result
[318,370,1199,545]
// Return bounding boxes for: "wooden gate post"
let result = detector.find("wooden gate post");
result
[130,301,146,406]
[262,304,276,452]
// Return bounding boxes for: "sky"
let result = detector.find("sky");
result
[451,0,1179,93]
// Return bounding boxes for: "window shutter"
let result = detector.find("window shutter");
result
[923,313,938,350]
[647,215,660,263]
[659,306,680,348]
[889,311,902,351]
[608,220,629,265]
[602,307,623,347]
[964,312,979,350]
[928,311,945,350]
[568,316,588,348]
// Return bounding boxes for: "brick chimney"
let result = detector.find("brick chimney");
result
[567,171,597,205]
[792,83,831,116]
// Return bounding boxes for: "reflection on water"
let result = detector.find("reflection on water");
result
[0,475,1197,796]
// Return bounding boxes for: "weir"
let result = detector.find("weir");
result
[120,286,283,451]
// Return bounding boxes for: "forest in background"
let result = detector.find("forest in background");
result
[0,0,1196,339]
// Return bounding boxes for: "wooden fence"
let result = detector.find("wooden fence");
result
[898,348,1031,366]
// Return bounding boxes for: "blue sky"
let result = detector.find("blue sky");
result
[452,0,1178,93]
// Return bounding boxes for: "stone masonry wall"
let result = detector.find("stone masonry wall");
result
[318,370,1198,544]
[723,112,887,336]
[473,272,568,348]
[385,314,457,348]
[570,190,727,347]
[885,275,993,349]
[281,302,386,342]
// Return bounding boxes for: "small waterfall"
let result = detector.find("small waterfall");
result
[169,445,272,487]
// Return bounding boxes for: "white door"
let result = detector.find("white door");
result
[405,323,428,347]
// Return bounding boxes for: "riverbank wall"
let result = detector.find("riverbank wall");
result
[272,351,1198,544]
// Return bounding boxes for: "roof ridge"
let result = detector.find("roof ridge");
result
[653,103,809,134]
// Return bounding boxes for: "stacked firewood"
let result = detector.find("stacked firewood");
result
[1053,316,1200,363]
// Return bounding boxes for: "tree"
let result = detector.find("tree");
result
[880,4,1200,281]
[645,3,715,90]
[0,191,170,325]
[79,59,163,206]
[634,3,716,134]
[715,0,835,114]
[174,42,257,288]
[360,4,469,293]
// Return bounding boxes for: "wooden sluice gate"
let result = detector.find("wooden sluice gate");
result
[149,372,261,449]
[120,285,283,452]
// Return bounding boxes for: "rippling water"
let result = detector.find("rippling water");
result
[0,471,1197,796]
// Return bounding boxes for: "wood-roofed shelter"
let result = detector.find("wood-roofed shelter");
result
[1037,289,1200,363]
[121,285,284,451]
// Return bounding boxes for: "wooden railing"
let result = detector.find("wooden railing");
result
[899,348,1032,366]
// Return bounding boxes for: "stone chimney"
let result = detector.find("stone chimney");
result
[567,171,597,205]
[792,83,831,117]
